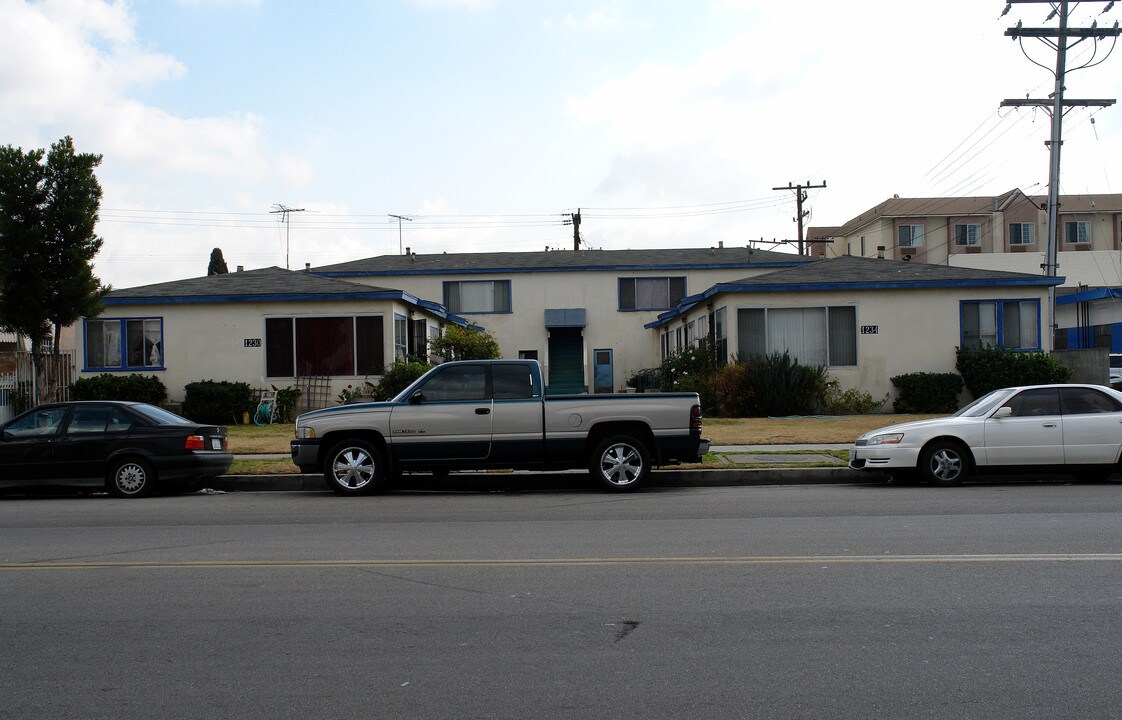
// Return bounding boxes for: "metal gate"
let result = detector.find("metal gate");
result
[10,351,76,411]
[0,370,14,423]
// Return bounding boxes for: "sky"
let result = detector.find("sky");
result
[2,0,1121,290]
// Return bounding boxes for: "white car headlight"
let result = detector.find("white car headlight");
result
[866,432,904,446]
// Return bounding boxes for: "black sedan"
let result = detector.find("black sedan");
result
[0,401,232,497]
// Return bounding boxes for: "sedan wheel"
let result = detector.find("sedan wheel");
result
[324,440,385,495]
[920,441,968,486]
[108,458,155,498]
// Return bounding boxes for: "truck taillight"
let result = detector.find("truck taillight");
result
[690,404,703,430]
[184,435,205,450]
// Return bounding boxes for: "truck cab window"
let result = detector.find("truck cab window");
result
[493,365,534,399]
[420,365,487,402]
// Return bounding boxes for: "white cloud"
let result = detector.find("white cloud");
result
[545,2,625,32]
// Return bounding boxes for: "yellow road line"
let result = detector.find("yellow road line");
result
[3,553,1122,571]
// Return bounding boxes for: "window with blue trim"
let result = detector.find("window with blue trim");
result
[84,318,163,370]
[394,314,408,360]
[443,280,511,314]
[618,277,686,310]
[961,300,1040,350]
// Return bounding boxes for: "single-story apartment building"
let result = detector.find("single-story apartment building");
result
[646,255,1063,401]
[78,266,471,405]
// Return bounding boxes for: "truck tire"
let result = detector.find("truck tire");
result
[324,439,386,495]
[589,435,650,492]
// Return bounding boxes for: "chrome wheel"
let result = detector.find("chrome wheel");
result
[590,436,650,491]
[325,440,384,495]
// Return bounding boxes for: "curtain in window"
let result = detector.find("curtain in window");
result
[127,319,162,367]
[767,308,827,366]
[963,303,998,347]
[296,317,354,376]
[635,279,669,309]
[86,320,122,368]
[459,282,493,313]
[1001,301,1039,349]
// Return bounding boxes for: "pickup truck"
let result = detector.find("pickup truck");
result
[290,359,709,494]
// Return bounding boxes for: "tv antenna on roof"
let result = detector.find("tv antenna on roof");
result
[270,204,305,270]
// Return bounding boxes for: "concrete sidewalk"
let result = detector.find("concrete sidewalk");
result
[215,444,873,492]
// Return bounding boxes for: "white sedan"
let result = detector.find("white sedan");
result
[849,384,1122,485]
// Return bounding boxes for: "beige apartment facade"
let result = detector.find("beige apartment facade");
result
[809,190,1122,288]
[314,247,810,394]
[76,267,468,404]
[646,256,1061,402]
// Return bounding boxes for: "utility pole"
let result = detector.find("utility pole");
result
[772,181,827,255]
[1001,0,1118,348]
[270,204,305,270]
[566,209,582,250]
[388,214,413,255]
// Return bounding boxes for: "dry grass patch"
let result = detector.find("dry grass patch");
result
[703,415,937,445]
[225,424,295,454]
[222,414,942,457]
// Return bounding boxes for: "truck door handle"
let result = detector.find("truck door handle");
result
[475,408,491,415]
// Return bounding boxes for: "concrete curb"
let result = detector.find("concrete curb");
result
[208,467,884,493]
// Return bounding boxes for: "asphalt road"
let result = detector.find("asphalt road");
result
[3,482,1122,719]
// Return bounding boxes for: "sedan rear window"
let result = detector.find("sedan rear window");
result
[131,404,191,425]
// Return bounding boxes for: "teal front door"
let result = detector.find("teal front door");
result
[547,327,585,394]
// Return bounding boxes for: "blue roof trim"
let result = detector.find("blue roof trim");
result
[645,276,1065,329]
[103,291,405,305]
[314,261,807,278]
[1056,288,1122,305]
[102,290,473,328]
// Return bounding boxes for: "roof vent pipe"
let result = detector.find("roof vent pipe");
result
[304,262,311,272]
[237,265,244,272]
[719,241,724,249]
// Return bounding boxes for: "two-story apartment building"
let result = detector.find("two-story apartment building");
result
[809,189,1122,276]
[808,189,1122,353]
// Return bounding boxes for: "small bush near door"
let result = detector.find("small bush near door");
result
[890,372,963,414]
[70,373,168,405]
[955,346,1072,398]
[183,380,255,425]
[711,352,828,417]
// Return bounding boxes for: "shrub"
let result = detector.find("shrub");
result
[272,385,301,422]
[182,380,255,425]
[890,372,964,414]
[429,325,501,361]
[955,346,1072,398]
[370,360,434,401]
[70,373,168,405]
[820,383,887,415]
[709,352,829,417]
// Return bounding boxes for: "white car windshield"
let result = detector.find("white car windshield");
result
[954,389,1011,417]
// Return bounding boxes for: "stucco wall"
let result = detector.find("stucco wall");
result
[670,285,1051,405]
[343,264,784,391]
[78,298,440,403]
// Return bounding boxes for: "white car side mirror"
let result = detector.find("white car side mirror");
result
[992,406,1013,419]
